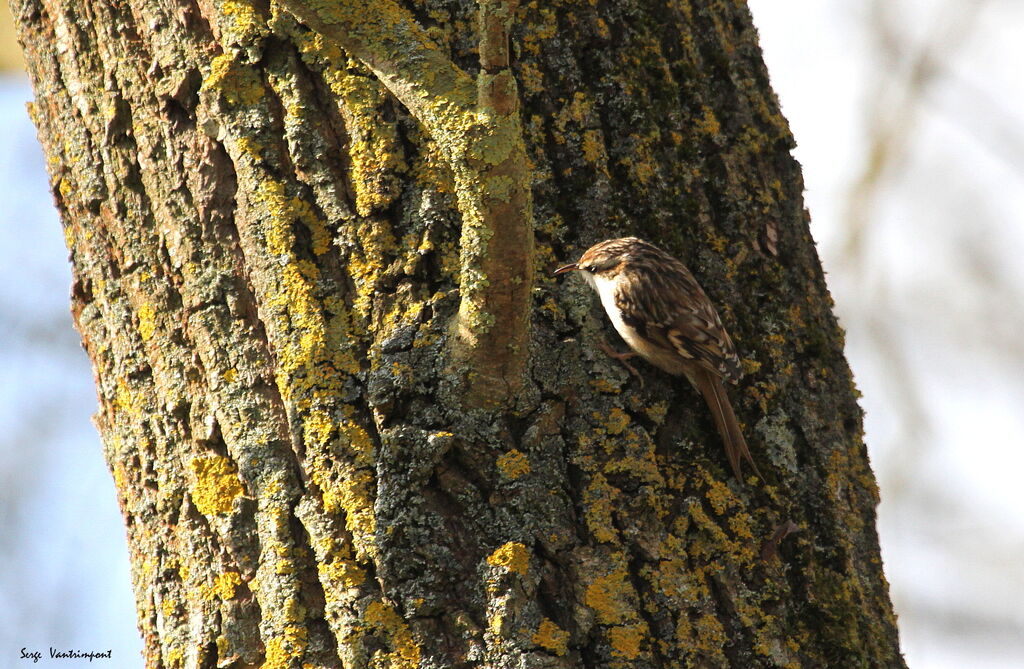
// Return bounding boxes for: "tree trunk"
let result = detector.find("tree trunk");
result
[12,0,904,666]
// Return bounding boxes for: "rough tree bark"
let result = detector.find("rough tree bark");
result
[12,0,905,667]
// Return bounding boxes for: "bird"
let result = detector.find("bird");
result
[554,237,759,481]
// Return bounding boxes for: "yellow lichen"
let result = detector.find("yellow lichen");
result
[589,378,622,394]
[251,177,361,383]
[189,455,244,515]
[212,571,242,600]
[486,542,530,575]
[649,538,691,605]
[340,419,374,463]
[263,625,308,669]
[364,601,422,668]
[112,378,137,416]
[519,62,544,95]
[581,129,606,167]
[303,408,335,448]
[319,556,366,591]
[600,407,630,435]
[111,462,127,491]
[696,106,721,136]
[166,647,184,666]
[694,613,727,655]
[219,0,268,46]
[347,217,398,320]
[236,136,263,159]
[726,513,756,541]
[487,607,507,636]
[316,468,377,560]
[202,53,263,107]
[137,304,156,341]
[584,567,636,625]
[609,623,646,659]
[583,474,619,543]
[704,475,740,516]
[533,618,569,656]
[620,145,657,186]
[644,401,668,424]
[496,449,530,480]
[319,63,407,216]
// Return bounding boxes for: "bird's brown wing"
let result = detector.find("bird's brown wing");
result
[616,256,742,382]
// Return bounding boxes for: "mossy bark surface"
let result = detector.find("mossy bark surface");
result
[12,0,904,666]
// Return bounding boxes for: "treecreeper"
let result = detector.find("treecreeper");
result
[555,237,760,481]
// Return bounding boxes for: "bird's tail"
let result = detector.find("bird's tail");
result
[692,369,761,481]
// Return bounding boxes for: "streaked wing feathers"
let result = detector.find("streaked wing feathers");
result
[614,247,742,382]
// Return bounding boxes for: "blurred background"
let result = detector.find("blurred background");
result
[1,0,1022,666]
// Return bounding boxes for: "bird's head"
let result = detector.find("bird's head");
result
[553,237,647,280]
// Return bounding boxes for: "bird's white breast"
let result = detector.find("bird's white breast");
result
[584,270,687,375]
[587,272,646,354]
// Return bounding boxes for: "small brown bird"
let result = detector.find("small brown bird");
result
[555,237,759,480]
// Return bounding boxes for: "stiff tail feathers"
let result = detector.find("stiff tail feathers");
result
[693,369,761,481]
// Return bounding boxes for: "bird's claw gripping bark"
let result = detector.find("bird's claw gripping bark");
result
[598,339,644,387]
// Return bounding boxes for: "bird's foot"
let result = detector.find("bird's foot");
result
[598,339,644,386]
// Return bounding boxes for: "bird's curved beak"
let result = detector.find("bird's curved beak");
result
[553,262,579,276]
